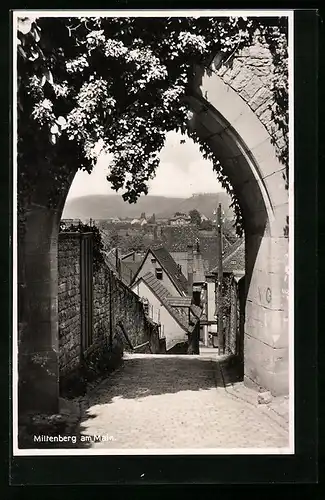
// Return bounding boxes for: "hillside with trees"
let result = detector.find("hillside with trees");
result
[62,191,234,220]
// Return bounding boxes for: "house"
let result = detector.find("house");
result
[120,250,145,267]
[209,237,245,279]
[131,218,141,225]
[60,218,82,228]
[169,214,191,226]
[103,247,144,286]
[121,250,145,263]
[131,271,202,352]
[204,238,245,348]
[187,241,209,344]
[120,250,144,284]
[159,225,232,276]
[131,245,189,297]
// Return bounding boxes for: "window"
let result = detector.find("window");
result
[142,298,149,315]
[151,258,157,264]
[155,268,163,280]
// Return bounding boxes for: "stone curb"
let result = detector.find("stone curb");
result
[216,360,289,433]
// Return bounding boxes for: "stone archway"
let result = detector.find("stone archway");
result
[17,39,289,420]
[187,45,289,395]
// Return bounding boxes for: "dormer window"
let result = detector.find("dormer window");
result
[155,268,163,280]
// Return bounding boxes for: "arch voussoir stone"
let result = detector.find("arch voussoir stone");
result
[190,52,289,396]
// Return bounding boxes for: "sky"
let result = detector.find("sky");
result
[67,131,225,200]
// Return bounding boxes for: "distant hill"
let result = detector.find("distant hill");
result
[62,192,234,221]
[158,192,234,219]
[62,194,185,220]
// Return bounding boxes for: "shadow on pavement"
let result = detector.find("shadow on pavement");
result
[75,353,245,448]
[77,355,222,445]
[87,355,219,401]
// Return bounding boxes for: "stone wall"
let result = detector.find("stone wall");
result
[93,263,110,348]
[58,233,81,377]
[92,259,161,356]
[58,232,160,396]
[110,270,154,350]
[224,277,240,358]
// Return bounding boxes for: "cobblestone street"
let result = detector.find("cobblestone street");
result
[79,351,290,450]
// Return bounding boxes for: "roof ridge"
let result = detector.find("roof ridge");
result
[223,238,244,262]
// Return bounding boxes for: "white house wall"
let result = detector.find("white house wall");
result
[136,250,183,297]
[207,280,216,324]
[132,280,187,351]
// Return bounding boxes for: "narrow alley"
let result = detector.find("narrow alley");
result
[78,351,289,450]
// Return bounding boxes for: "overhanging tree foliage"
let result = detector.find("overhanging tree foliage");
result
[17,15,288,234]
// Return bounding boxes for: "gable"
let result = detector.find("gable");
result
[152,246,189,295]
[131,247,188,297]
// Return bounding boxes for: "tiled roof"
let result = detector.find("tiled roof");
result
[103,248,139,286]
[151,245,189,295]
[165,297,192,307]
[121,250,136,261]
[158,226,231,270]
[223,238,245,274]
[121,260,141,279]
[209,238,245,275]
[119,262,138,285]
[122,250,146,263]
[139,272,199,332]
[140,271,171,301]
[223,237,243,258]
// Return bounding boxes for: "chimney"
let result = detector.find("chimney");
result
[187,244,194,296]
